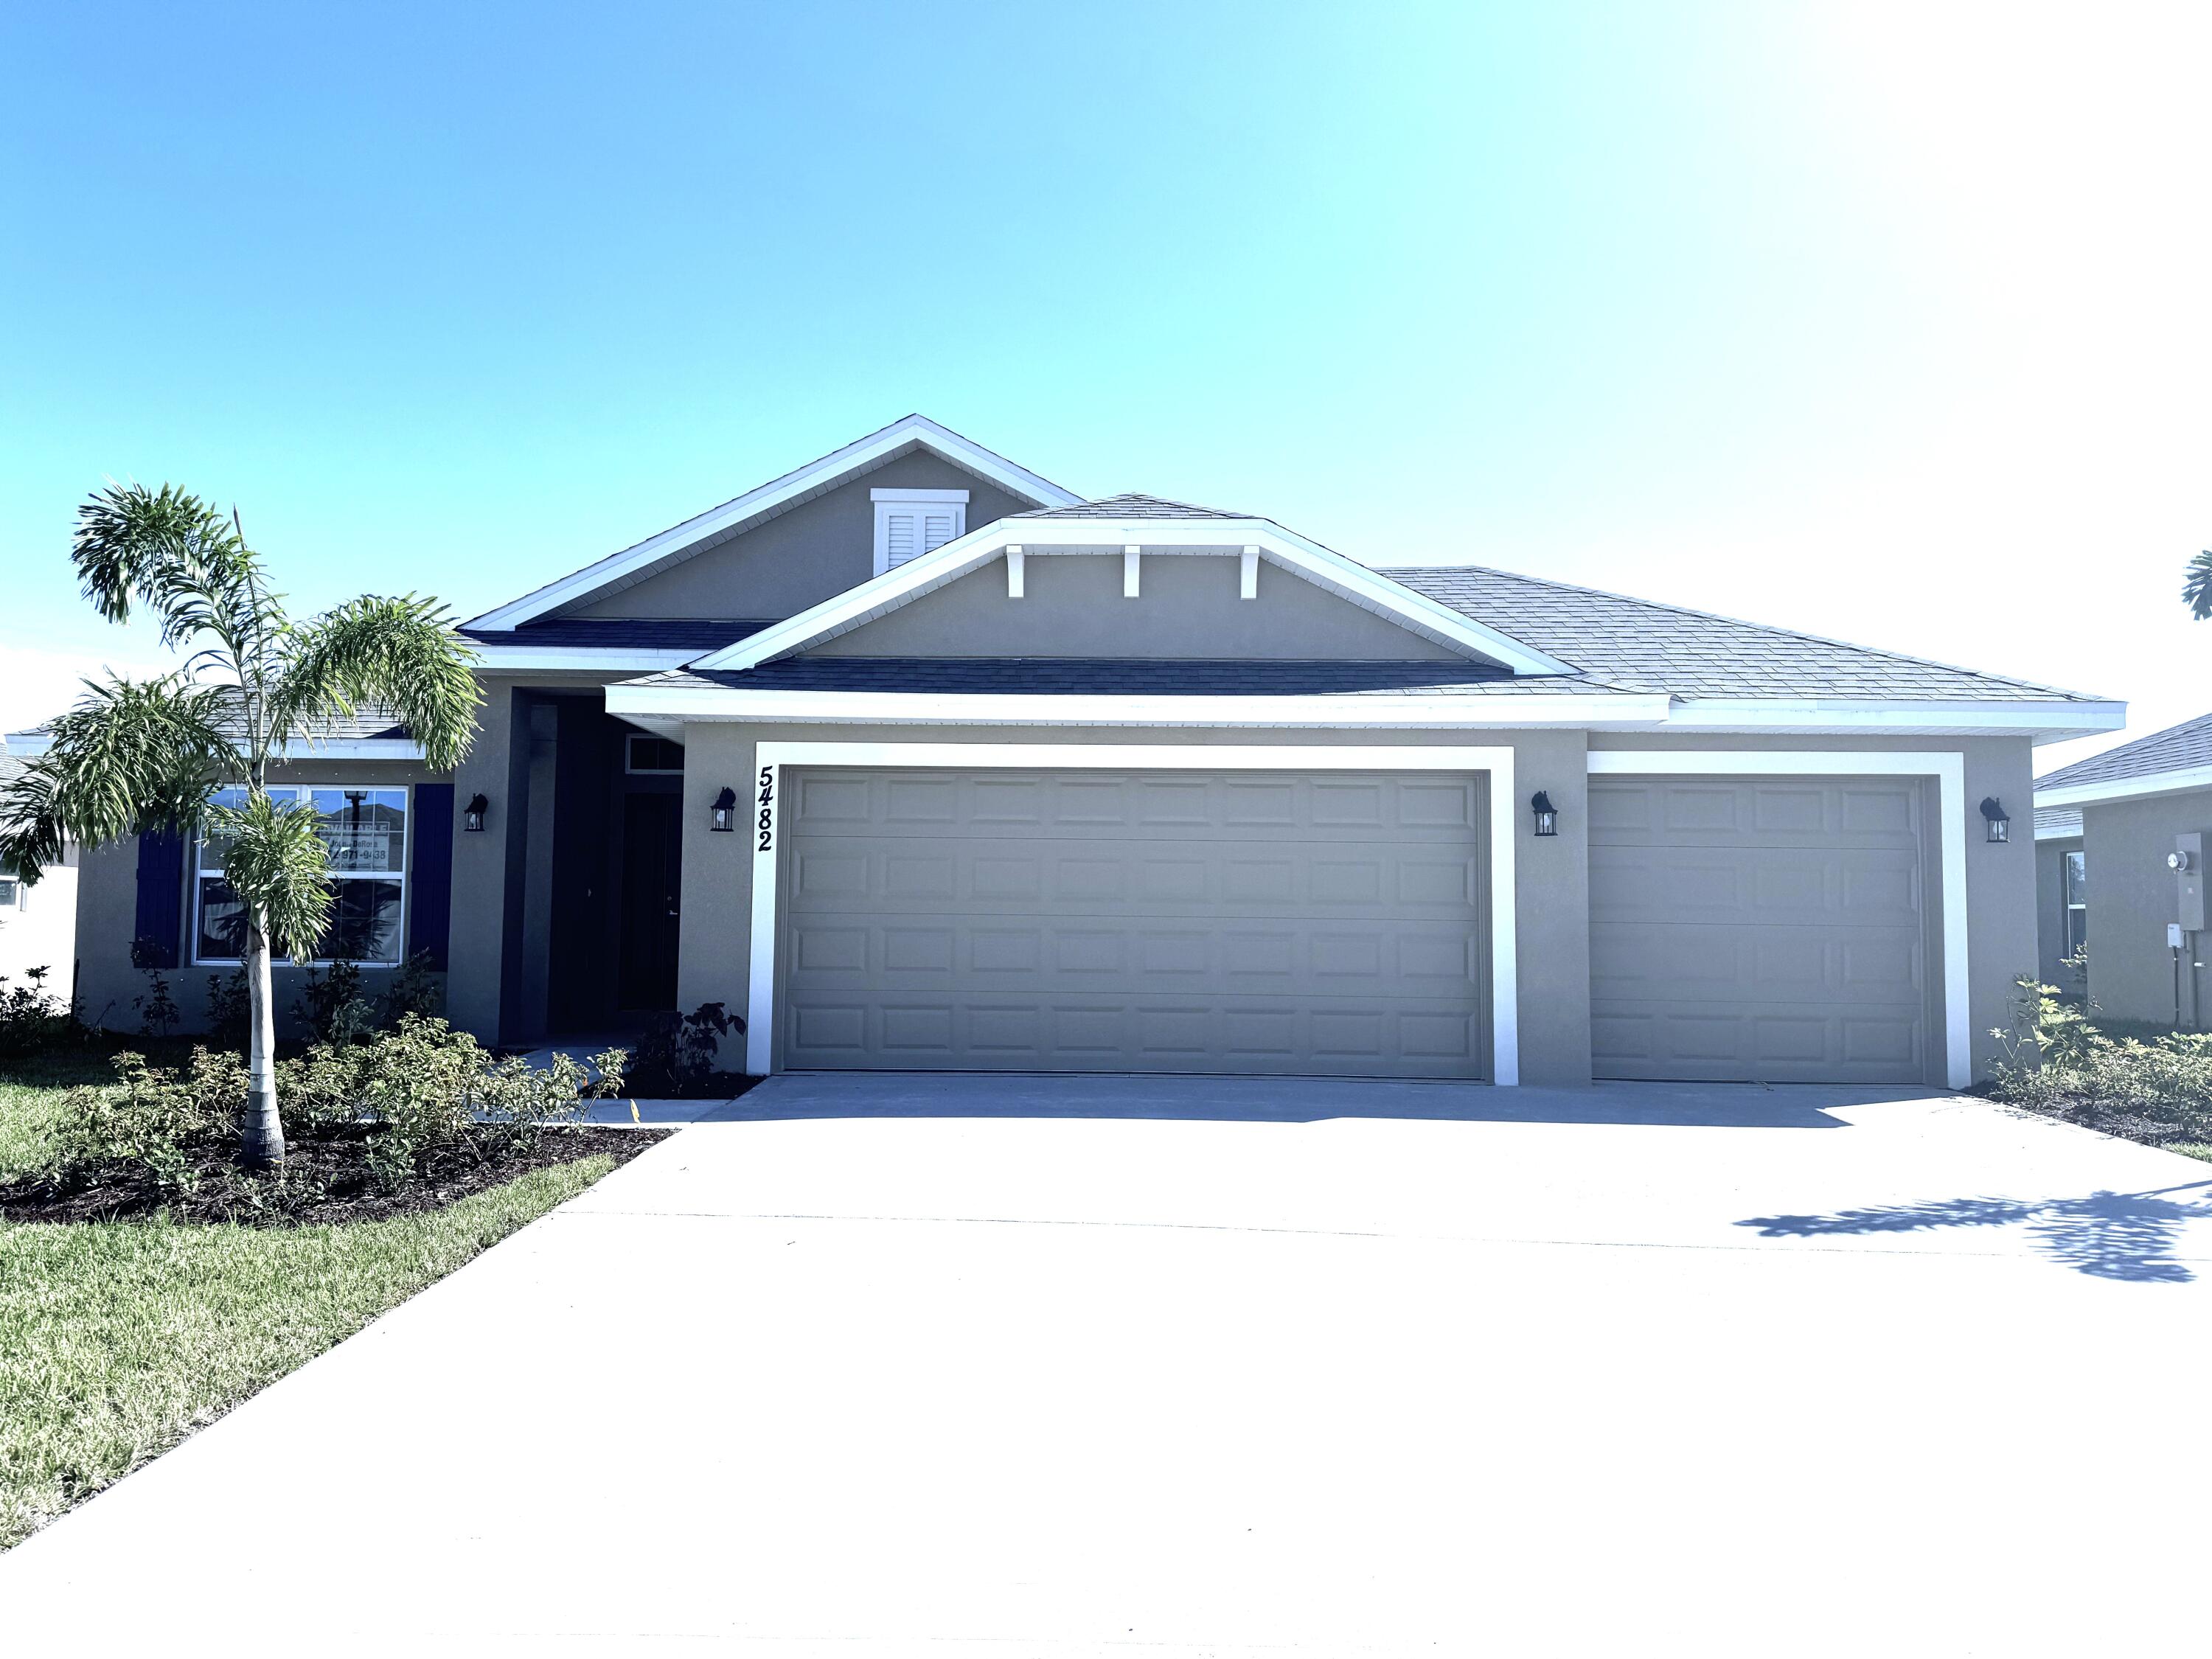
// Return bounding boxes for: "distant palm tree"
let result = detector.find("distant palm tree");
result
[0,484,479,1164]
[2185,550,2212,619]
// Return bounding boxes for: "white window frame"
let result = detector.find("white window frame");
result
[2062,849,2087,958]
[1585,749,1971,1089]
[192,784,412,967]
[746,742,1518,1083]
[871,488,968,577]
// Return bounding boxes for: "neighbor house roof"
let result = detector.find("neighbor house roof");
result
[2035,711,2212,808]
[5,696,418,759]
[2036,807,2084,841]
[1384,566,2102,704]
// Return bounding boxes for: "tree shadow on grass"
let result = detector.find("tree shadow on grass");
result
[1736,1181,2212,1283]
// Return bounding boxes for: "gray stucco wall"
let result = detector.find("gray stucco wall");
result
[2034,835,2086,992]
[1587,733,2037,1081]
[807,552,1464,661]
[570,454,1032,622]
[2078,788,2212,1028]
[72,758,438,1041]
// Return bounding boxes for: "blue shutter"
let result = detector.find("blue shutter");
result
[133,827,186,970]
[408,784,455,970]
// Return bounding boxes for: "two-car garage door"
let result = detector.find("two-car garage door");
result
[1587,774,1938,1085]
[777,768,1492,1079]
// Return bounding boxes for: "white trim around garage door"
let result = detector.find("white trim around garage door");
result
[748,742,1520,1084]
[1585,750,1970,1090]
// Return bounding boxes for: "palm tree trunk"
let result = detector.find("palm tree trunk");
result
[241,921,285,1166]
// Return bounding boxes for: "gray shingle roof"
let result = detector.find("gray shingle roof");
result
[460,618,776,652]
[2037,712,2212,788]
[2036,807,2084,839]
[1382,566,2098,703]
[1012,493,1249,521]
[629,659,1620,698]
[7,695,408,748]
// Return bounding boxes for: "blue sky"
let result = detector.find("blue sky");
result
[3,3,2205,765]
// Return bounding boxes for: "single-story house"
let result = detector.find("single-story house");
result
[41,415,2123,1083]
[2035,712,2212,1028]
[0,752,77,995]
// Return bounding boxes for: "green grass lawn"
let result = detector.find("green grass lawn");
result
[0,1057,615,1550]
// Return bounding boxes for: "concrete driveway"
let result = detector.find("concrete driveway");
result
[7,1074,2211,1656]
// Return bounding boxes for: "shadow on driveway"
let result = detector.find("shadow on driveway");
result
[703,1074,1929,1130]
[1738,1180,2212,1282]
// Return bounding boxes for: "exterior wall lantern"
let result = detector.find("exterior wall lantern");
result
[1980,796,2010,844]
[710,787,737,832]
[462,794,489,833]
[1530,790,1559,838]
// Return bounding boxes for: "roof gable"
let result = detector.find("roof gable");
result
[467,415,1080,630]
[695,510,1576,675]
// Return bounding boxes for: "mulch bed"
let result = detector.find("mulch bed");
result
[0,1124,671,1228]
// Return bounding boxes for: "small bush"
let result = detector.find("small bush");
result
[292,959,375,1047]
[630,1001,742,1096]
[52,1048,247,1194]
[205,968,249,1051]
[0,967,96,1060]
[382,950,443,1023]
[1987,976,2212,1148]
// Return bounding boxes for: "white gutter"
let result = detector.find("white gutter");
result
[605,685,1671,730]
[465,645,706,672]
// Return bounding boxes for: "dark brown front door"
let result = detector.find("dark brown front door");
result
[619,793,682,1012]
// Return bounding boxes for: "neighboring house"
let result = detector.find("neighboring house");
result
[44,415,2122,1083]
[2034,713,2212,1028]
[0,752,79,995]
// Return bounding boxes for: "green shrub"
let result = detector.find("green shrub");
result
[630,1001,742,1096]
[1988,976,2212,1145]
[291,959,376,1047]
[279,1015,626,1189]
[205,968,248,1051]
[27,1018,626,1200]
[52,1048,247,1194]
[0,967,96,1060]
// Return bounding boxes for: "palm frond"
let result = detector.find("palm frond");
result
[0,674,236,879]
[2185,551,2212,621]
[272,595,481,771]
[72,482,291,724]
[205,791,332,964]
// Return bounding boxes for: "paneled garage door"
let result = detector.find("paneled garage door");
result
[1587,774,1937,1085]
[777,768,1491,1077]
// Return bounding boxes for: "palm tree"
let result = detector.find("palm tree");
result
[2185,551,2212,619]
[0,483,480,1164]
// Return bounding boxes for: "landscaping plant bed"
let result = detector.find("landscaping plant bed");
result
[1,1124,670,1228]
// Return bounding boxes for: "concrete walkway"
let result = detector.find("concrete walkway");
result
[7,1074,2209,1655]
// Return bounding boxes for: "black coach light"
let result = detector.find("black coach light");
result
[1531,790,1559,838]
[710,787,737,832]
[1980,796,2010,844]
[462,793,489,833]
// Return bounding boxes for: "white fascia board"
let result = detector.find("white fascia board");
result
[1663,698,2126,740]
[466,416,1080,631]
[465,644,706,672]
[2036,764,2212,809]
[274,739,427,762]
[4,732,52,757]
[692,517,1576,676]
[605,683,1664,728]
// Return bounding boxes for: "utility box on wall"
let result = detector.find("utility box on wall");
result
[2177,832,2207,933]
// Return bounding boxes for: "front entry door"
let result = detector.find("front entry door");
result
[619,793,682,1011]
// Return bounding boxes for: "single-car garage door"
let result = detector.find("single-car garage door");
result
[777,768,1491,1078]
[1587,774,1938,1085]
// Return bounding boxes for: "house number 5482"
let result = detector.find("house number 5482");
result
[757,765,776,852]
